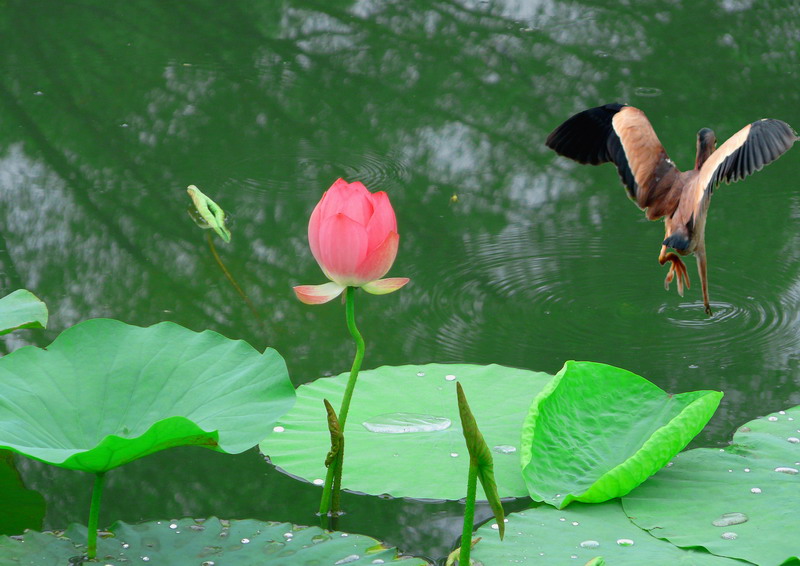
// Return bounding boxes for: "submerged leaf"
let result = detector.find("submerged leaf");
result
[457,382,504,540]
[623,405,800,566]
[0,319,294,472]
[0,450,45,535]
[0,517,429,564]
[187,184,231,242]
[0,289,48,335]
[520,361,722,508]
[262,364,553,500]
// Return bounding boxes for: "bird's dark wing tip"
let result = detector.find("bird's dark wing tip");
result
[545,103,627,165]
[716,118,797,185]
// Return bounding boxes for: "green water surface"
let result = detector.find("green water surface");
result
[0,0,798,561]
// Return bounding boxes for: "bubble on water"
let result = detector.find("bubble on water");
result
[445,374,456,381]
[712,512,748,527]
[334,555,360,564]
[616,539,635,547]
[634,86,663,97]
[362,413,451,433]
[775,467,799,475]
[580,540,600,549]
[273,426,285,433]
[493,444,517,454]
[721,532,738,540]
[750,487,762,494]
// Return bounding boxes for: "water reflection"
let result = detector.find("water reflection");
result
[0,0,799,561]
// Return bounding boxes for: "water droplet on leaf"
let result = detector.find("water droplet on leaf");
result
[774,467,799,475]
[580,540,600,549]
[492,444,517,454]
[616,539,634,547]
[362,413,451,433]
[721,532,738,540]
[712,512,748,527]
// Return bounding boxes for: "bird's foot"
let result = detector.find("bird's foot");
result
[661,252,690,297]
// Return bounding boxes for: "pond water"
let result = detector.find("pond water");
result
[1,0,799,562]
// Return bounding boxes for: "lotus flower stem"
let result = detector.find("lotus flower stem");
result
[338,286,365,429]
[205,232,261,322]
[459,460,479,565]
[86,471,106,559]
[319,286,365,518]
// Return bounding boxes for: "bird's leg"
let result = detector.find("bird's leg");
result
[659,245,690,296]
[695,245,712,316]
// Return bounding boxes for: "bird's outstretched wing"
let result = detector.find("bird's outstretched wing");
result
[689,119,798,209]
[546,103,682,219]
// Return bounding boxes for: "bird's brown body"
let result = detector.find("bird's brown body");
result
[546,103,797,315]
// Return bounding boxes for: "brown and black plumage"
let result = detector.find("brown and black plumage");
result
[546,103,798,315]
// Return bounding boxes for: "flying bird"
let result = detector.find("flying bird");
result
[546,103,797,315]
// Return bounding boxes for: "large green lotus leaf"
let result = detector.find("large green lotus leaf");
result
[470,500,744,565]
[0,319,294,472]
[0,517,429,565]
[0,450,45,535]
[260,364,552,500]
[623,405,800,566]
[0,289,48,335]
[521,361,722,508]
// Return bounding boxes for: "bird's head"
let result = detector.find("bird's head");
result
[695,128,717,169]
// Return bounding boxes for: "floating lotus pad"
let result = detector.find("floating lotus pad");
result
[0,289,48,334]
[0,319,295,472]
[0,517,429,565]
[471,500,743,565]
[260,363,553,500]
[623,405,800,566]
[521,361,722,508]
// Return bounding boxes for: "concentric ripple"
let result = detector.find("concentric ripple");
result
[404,222,800,366]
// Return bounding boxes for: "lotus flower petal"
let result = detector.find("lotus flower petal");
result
[293,282,346,305]
[356,231,400,284]
[362,277,410,295]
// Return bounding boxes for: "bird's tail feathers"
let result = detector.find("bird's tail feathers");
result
[663,231,691,251]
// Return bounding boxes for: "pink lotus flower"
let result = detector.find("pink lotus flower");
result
[294,179,409,305]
